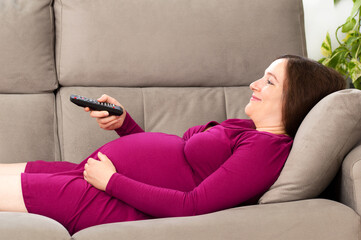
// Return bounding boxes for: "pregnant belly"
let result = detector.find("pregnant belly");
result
[99,132,196,192]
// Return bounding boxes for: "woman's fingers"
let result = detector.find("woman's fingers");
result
[98,94,121,106]
[84,94,126,131]
[83,170,88,181]
[97,117,119,130]
[96,115,118,124]
[87,158,97,165]
[98,118,118,128]
[90,110,109,118]
[97,119,119,130]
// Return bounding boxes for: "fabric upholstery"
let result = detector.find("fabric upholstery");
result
[339,143,361,216]
[0,94,60,163]
[72,199,360,240]
[0,212,70,240]
[57,86,250,163]
[0,0,57,93]
[57,87,144,163]
[2,0,361,239]
[260,89,361,203]
[54,0,306,87]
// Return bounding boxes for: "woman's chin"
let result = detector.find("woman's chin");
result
[244,104,252,117]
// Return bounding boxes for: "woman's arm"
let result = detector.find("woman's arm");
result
[104,140,287,218]
[114,112,144,137]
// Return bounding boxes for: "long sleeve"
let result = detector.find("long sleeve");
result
[115,112,144,137]
[182,120,219,141]
[105,137,288,218]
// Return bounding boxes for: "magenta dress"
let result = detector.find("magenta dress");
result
[21,113,293,235]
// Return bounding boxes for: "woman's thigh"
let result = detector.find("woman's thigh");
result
[0,163,26,175]
[22,172,149,234]
[0,175,27,212]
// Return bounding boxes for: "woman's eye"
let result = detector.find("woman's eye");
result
[267,79,274,85]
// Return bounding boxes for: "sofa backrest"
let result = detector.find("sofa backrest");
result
[0,0,57,94]
[53,0,307,162]
[53,0,306,89]
[0,0,60,163]
[0,0,306,166]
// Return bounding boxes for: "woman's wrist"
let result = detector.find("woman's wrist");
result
[105,172,118,194]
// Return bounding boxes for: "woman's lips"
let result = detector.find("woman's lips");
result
[251,95,262,101]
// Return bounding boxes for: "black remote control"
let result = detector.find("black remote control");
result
[70,94,123,116]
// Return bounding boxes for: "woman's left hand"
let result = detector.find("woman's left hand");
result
[84,152,117,191]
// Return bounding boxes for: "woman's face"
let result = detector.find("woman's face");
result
[245,58,287,128]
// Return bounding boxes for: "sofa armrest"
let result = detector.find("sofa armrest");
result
[72,199,359,240]
[339,143,361,215]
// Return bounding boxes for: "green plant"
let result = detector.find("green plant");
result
[319,0,361,89]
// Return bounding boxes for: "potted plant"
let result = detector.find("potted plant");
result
[319,0,361,89]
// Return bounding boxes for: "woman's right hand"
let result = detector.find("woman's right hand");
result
[84,94,127,131]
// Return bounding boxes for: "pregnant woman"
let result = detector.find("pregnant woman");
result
[0,55,346,235]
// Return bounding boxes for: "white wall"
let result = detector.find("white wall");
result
[303,0,354,61]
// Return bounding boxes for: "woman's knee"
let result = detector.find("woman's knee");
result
[0,175,27,212]
[0,163,27,175]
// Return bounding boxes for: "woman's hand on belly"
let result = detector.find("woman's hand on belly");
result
[84,152,117,191]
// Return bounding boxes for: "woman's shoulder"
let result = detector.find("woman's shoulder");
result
[221,118,256,129]
[222,119,292,139]
[221,119,293,148]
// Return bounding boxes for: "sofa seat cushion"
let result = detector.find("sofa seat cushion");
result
[72,199,360,240]
[0,212,70,239]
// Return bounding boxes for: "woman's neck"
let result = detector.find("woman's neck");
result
[256,125,287,135]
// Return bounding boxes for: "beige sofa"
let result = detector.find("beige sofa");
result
[1,0,361,239]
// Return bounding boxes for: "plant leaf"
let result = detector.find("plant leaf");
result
[343,35,360,46]
[336,60,348,76]
[350,0,361,18]
[318,58,326,64]
[350,39,361,58]
[322,58,331,66]
[349,59,361,83]
[344,30,357,38]
[325,47,349,68]
[342,17,357,33]
[353,76,361,90]
[321,32,332,57]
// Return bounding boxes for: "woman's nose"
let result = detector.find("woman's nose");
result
[250,80,260,91]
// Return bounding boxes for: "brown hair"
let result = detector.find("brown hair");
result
[278,55,346,138]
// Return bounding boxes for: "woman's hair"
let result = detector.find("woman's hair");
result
[278,55,346,138]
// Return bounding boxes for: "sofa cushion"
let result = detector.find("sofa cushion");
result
[0,212,70,240]
[260,89,361,203]
[339,142,361,216]
[72,199,360,240]
[0,0,57,93]
[54,0,306,87]
[0,94,60,163]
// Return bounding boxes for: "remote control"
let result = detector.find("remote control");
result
[70,94,123,116]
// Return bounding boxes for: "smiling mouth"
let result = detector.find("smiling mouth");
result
[251,95,262,101]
